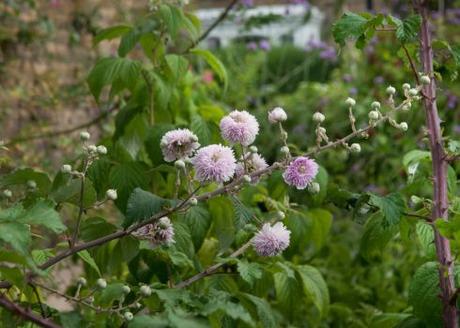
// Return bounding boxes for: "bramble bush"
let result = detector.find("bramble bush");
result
[0,1,460,327]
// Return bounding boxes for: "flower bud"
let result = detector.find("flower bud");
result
[308,182,320,194]
[61,164,72,174]
[345,97,356,107]
[399,122,408,131]
[280,131,288,140]
[80,131,90,141]
[77,277,87,286]
[134,302,142,309]
[276,211,285,220]
[350,143,361,153]
[268,107,288,124]
[312,112,325,123]
[96,278,107,289]
[249,146,258,153]
[386,86,396,95]
[371,101,381,110]
[3,189,12,198]
[122,285,131,294]
[87,145,97,153]
[317,127,327,134]
[243,175,252,183]
[402,83,411,90]
[401,104,411,111]
[420,75,430,85]
[123,312,133,321]
[368,110,379,120]
[96,145,107,155]
[408,88,418,97]
[27,180,37,189]
[174,160,186,169]
[410,195,423,205]
[87,296,94,303]
[140,285,152,297]
[106,189,118,200]
[280,146,290,155]
[189,197,198,206]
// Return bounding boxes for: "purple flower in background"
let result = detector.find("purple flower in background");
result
[374,76,385,84]
[220,110,259,146]
[319,47,337,62]
[160,129,200,162]
[247,41,258,51]
[252,222,291,256]
[192,144,236,183]
[349,87,358,96]
[240,0,253,7]
[342,74,353,83]
[447,93,458,109]
[259,40,271,51]
[283,156,319,190]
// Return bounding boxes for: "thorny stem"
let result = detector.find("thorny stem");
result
[416,1,457,326]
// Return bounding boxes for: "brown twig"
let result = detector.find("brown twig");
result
[2,105,117,148]
[0,294,61,328]
[402,44,420,85]
[185,0,239,52]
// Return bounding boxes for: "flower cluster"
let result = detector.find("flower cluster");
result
[160,128,200,162]
[133,217,175,246]
[220,110,259,146]
[192,144,236,183]
[283,156,319,190]
[252,222,291,256]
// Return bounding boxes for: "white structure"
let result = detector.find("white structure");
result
[194,4,325,48]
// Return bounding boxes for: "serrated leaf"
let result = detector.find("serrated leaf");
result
[239,293,277,328]
[145,124,175,166]
[173,222,195,258]
[87,57,141,102]
[360,213,398,260]
[273,271,302,317]
[369,192,405,226]
[129,315,168,328]
[0,222,30,254]
[191,115,211,146]
[93,25,132,45]
[295,265,330,317]
[308,208,332,250]
[18,199,66,233]
[124,188,168,227]
[0,168,51,195]
[202,290,253,325]
[402,150,431,168]
[388,14,421,42]
[408,262,442,325]
[191,49,228,89]
[209,197,235,251]
[231,196,254,229]
[78,250,102,276]
[237,259,262,286]
[179,205,210,250]
[98,282,125,306]
[332,12,369,46]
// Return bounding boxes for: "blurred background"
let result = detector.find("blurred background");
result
[1,1,459,325]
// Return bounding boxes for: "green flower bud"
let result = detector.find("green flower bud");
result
[189,197,198,206]
[61,164,72,174]
[402,83,411,90]
[80,131,90,141]
[308,182,320,194]
[122,285,131,294]
[399,122,408,131]
[371,101,381,110]
[139,285,152,297]
[350,143,361,153]
[243,175,252,183]
[368,110,379,120]
[386,86,396,95]
[96,145,107,155]
[123,312,133,321]
[312,112,325,123]
[420,75,430,85]
[249,146,258,153]
[96,278,107,289]
[276,211,285,220]
[27,180,37,189]
[280,146,290,155]
[106,189,118,200]
[174,160,186,169]
[3,189,12,198]
[408,88,418,97]
[77,277,87,286]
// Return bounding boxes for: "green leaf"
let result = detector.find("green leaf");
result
[145,124,175,166]
[368,192,405,226]
[78,250,102,276]
[237,259,262,286]
[18,199,66,233]
[109,162,149,213]
[80,217,117,242]
[165,54,189,82]
[209,197,235,251]
[87,57,141,102]
[0,168,51,195]
[93,25,132,44]
[332,12,369,46]
[295,265,330,317]
[360,213,398,261]
[388,14,421,42]
[239,293,277,328]
[179,205,211,250]
[231,196,254,229]
[51,178,97,208]
[173,222,195,258]
[308,209,332,250]
[129,315,168,328]
[191,49,228,89]
[0,222,30,254]
[408,262,442,325]
[118,28,141,57]
[273,271,302,317]
[191,115,211,146]
[159,4,182,38]
[202,290,253,325]
[402,150,431,168]
[98,282,126,306]
[124,188,168,227]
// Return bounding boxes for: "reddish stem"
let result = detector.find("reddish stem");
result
[417,2,457,327]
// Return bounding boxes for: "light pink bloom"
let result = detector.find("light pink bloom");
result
[192,144,236,183]
[235,153,268,181]
[282,156,319,190]
[252,222,291,256]
[160,129,200,162]
[220,110,259,146]
[268,107,287,124]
